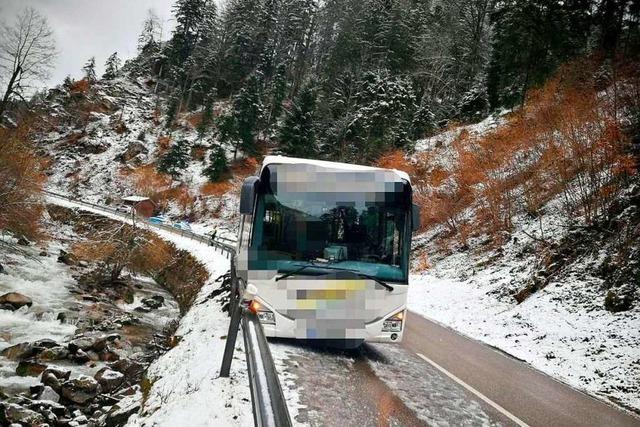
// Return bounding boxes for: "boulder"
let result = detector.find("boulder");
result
[70,349,91,364]
[119,141,148,163]
[0,403,45,425]
[57,249,77,266]
[60,376,101,405]
[16,360,47,377]
[0,292,33,310]
[40,367,71,394]
[16,236,30,246]
[109,359,145,385]
[33,338,58,349]
[40,386,61,403]
[38,346,70,361]
[104,399,141,427]
[94,368,125,393]
[141,295,164,309]
[41,367,71,382]
[1,342,38,360]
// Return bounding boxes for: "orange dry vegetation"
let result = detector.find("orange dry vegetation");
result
[230,157,259,177]
[121,165,171,198]
[201,181,232,197]
[69,79,90,94]
[186,112,203,128]
[157,135,172,155]
[0,122,46,241]
[409,56,638,246]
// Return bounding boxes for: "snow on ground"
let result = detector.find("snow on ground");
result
[46,195,255,426]
[408,267,640,413]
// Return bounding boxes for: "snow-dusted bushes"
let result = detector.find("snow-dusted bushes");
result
[0,121,46,243]
[410,57,638,247]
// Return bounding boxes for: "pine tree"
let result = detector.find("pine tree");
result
[158,140,190,177]
[278,84,317,158]
[83,57,97,83]
[138,9,162,52]
[232,74,264,157]
[170,0,207,65]
[103,52,121,79]
[198,90,216,139]
[267,63,288,128]
[203,145,229,181]
[63,75,74,91]
[165,91,181,129]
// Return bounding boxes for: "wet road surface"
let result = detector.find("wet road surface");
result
[271,312,640,426]
[401,311,640,427]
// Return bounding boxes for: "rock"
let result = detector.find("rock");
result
[134,306,151,313]
[41,372,61,391]
[40,386,60,403]
[16,236,30,246]
[41,367,72,382]
[16,360,47,377]
[86,350,101,362]
[1,342,38,360]
[0,263,4,274]
[57,249,77,266]
[94,368,125,393]
[71,349,91,364]
[141,295,164,309]
[33,338,59,349]
[27,398,67,417]
[119,141,148,163]
[39,250,48,257]
[68,336,97,353]
[109,359,145,385]
[38,346,70,361]
[104,399,140,427]
[99,348,120,362]
[60,376,101,405]
[0,292,33,310]
[0,403,45,425]
[69,333,114,353]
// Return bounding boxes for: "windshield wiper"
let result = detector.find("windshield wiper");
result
[275,264,313,281]
[346,271,394,292]
[275,262,394,292]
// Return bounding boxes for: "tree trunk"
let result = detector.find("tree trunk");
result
[0,66,22,122]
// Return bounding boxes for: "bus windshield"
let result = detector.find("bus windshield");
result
[250,190,410,283]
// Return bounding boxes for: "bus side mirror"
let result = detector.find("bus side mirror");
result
[240,176,260,215]
[412,204,420,232]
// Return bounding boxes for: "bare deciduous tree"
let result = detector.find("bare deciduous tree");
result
[0,7,56,121]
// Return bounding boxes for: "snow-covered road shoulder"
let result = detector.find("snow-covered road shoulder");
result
[408,271,640,413]
[46,195,253,426]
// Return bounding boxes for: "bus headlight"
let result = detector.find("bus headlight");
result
[382,310,404,332]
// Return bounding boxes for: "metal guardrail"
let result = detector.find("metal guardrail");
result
[43,189,292,426]
[43,189,236,257]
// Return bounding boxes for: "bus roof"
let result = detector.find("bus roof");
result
[261,155,411,184]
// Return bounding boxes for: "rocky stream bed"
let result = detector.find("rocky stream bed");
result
[0,235,180,426]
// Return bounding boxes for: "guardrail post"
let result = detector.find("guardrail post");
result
[220,292,243,377]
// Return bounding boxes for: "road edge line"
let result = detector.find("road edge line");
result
[415,352,530,427]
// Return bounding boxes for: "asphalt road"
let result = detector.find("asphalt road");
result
[401,311,640,427]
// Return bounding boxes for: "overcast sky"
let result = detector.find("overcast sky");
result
[0,0,176,90]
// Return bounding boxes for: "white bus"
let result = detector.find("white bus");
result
[233,156,419,347]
